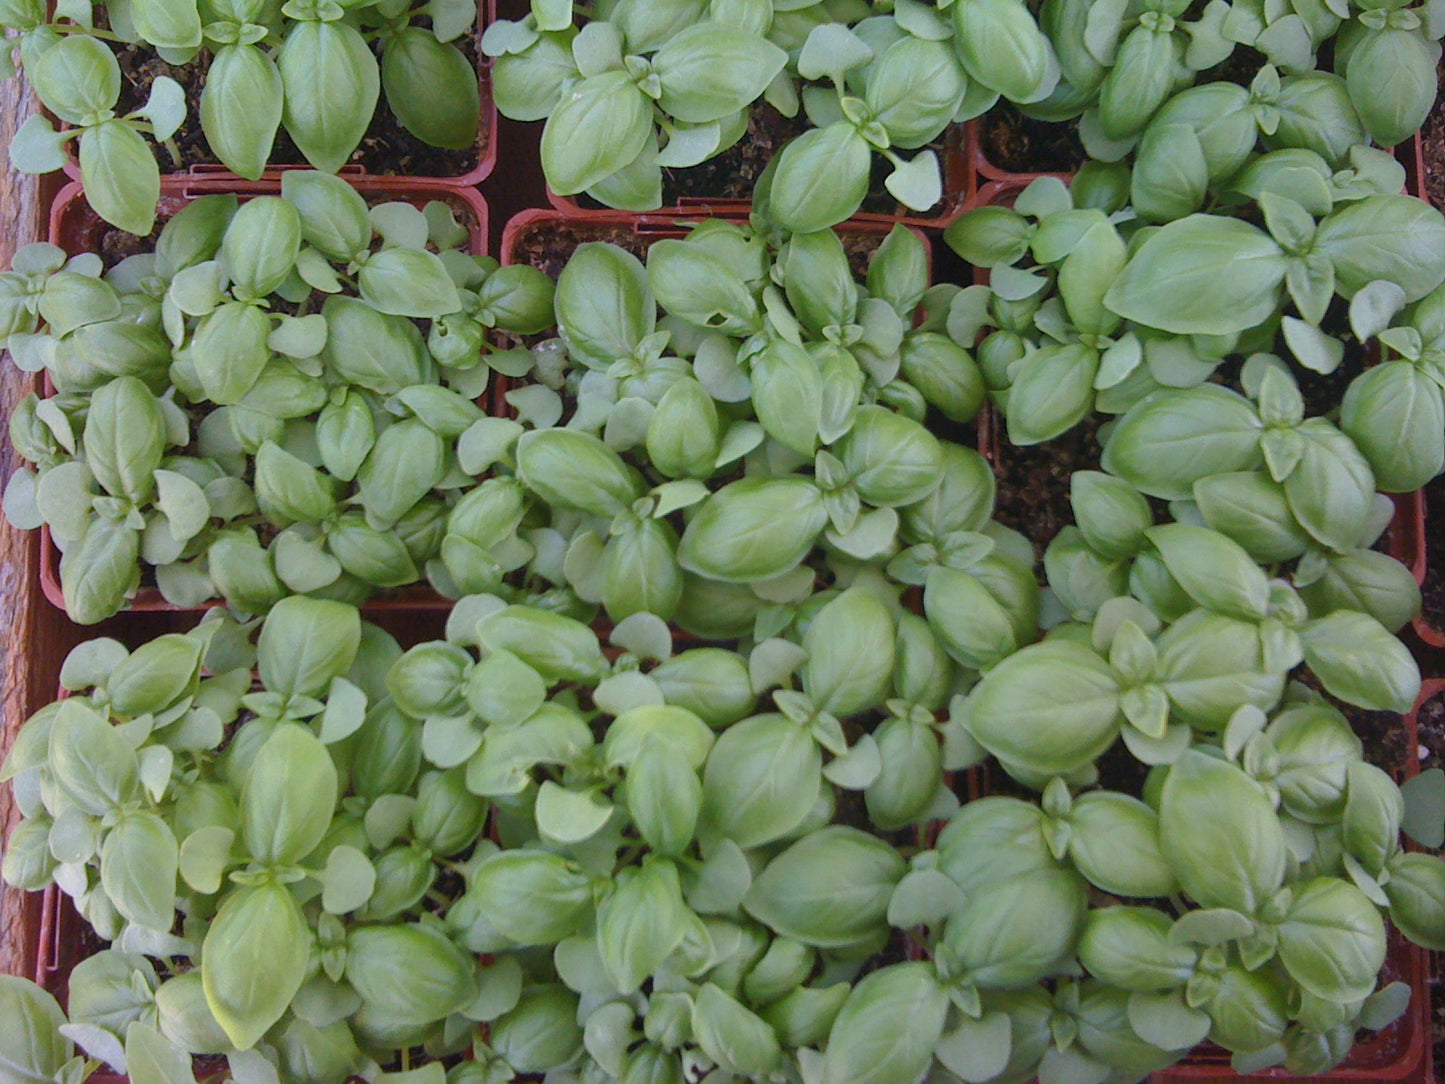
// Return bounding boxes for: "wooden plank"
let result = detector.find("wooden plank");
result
[0,72,50,981]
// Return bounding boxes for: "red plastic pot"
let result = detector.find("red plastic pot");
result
[34,179,491,618]
[1154,680,1443,1083]
[57,0,498,190]
[961,114,1076,214]
[542,119,974,229]
[1388,134,1445,650]
[496,206,935,419]
[499,206,930,267]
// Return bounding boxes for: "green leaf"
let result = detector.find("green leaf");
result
[700,713,821,849]
[1300,611,1419,713]
[477,605,608,684]
[178,826,234,895]
[359,247,462,318]
[553,242,652,367]
[241,722,338,866]
[7,114,69,174]
[516,427,644,517]
[469,850,593,945]
[1068,792,1177,899]
[1103,216,1287,335]
[0,976,72,1084]
[29,35,119,123]
[84,376,165,506]
[257,596,361,699]
[100,811,179,931]
[202,880,310,1050]
[692,984,781,1078]
[885,152,942,212]
[1101,385,1264,500]
[1159,750,1286,913]
[131,0,200,48]
[382,31,479,149]
[1145,524,1270,620]
[676,476,826,584]
[190,301,271,405]
[278,20,379,174]
[536,781,613,845]
[766,122,871,234]
[797,23,873,81]
[345,923,476,1029]
[1315,194,1445,303]
[821,963,948,1084]
[964,640,1120,776]
[48,699,141,815]
[950,0,1056,103]
[1401,769,1445,849]
[124,1021,195,1084]
[1277,878,1387,1003]
[77,119,159,237]
[744,826,905,948]
[61,517,140,624]
[652,24,786,123]
[199,45,281,180]
[541,71,652,195]
[597,861,688,993]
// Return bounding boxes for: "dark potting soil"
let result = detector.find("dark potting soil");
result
[1423,472,1445,633]
[1405,688,1445,1065]
[510,221,651,280]
[661,103,809,206]
[508,219,887,280]
[1419,67,1445,209]
[990,412,1104,569]
[977,101,1086,175]
[108,30,485,177]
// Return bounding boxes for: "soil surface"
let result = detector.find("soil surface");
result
[509,218,887,280]
[978,101,1086,175]
[1424,474,1445,633]
[108,29,484,176]
[1420,67,1445,208]
[1408,687,1445,1067]
[990,413,1103,569]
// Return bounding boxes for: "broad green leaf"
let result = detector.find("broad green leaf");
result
[278,20,379,174]
[200,45,281,180]
[744,826,905,948]
[257,597,361,699]
[821,964,948,1084]
[541,71,652,195]
[202,880,310,1050]
[1159,751,1286,913]
[964,641,1120,776]
[100,811,178,931]
[1103,216,1287,335]
[241,723,338,867]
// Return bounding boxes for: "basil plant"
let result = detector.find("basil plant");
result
[435,218,1031,669]
[1018,0,1443,165]
[900,725,1445,1082]
[944,154,1445,444]
[1,0,481,204]
[7,34,184,236]
[0,171,555,623]
[0,598,529,1082]
[482,0,1064,227]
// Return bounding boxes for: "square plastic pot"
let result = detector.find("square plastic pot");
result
[54,0,497,190]
[34,178,490,618]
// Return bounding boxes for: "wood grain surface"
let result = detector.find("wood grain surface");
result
[0,71,51,982]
